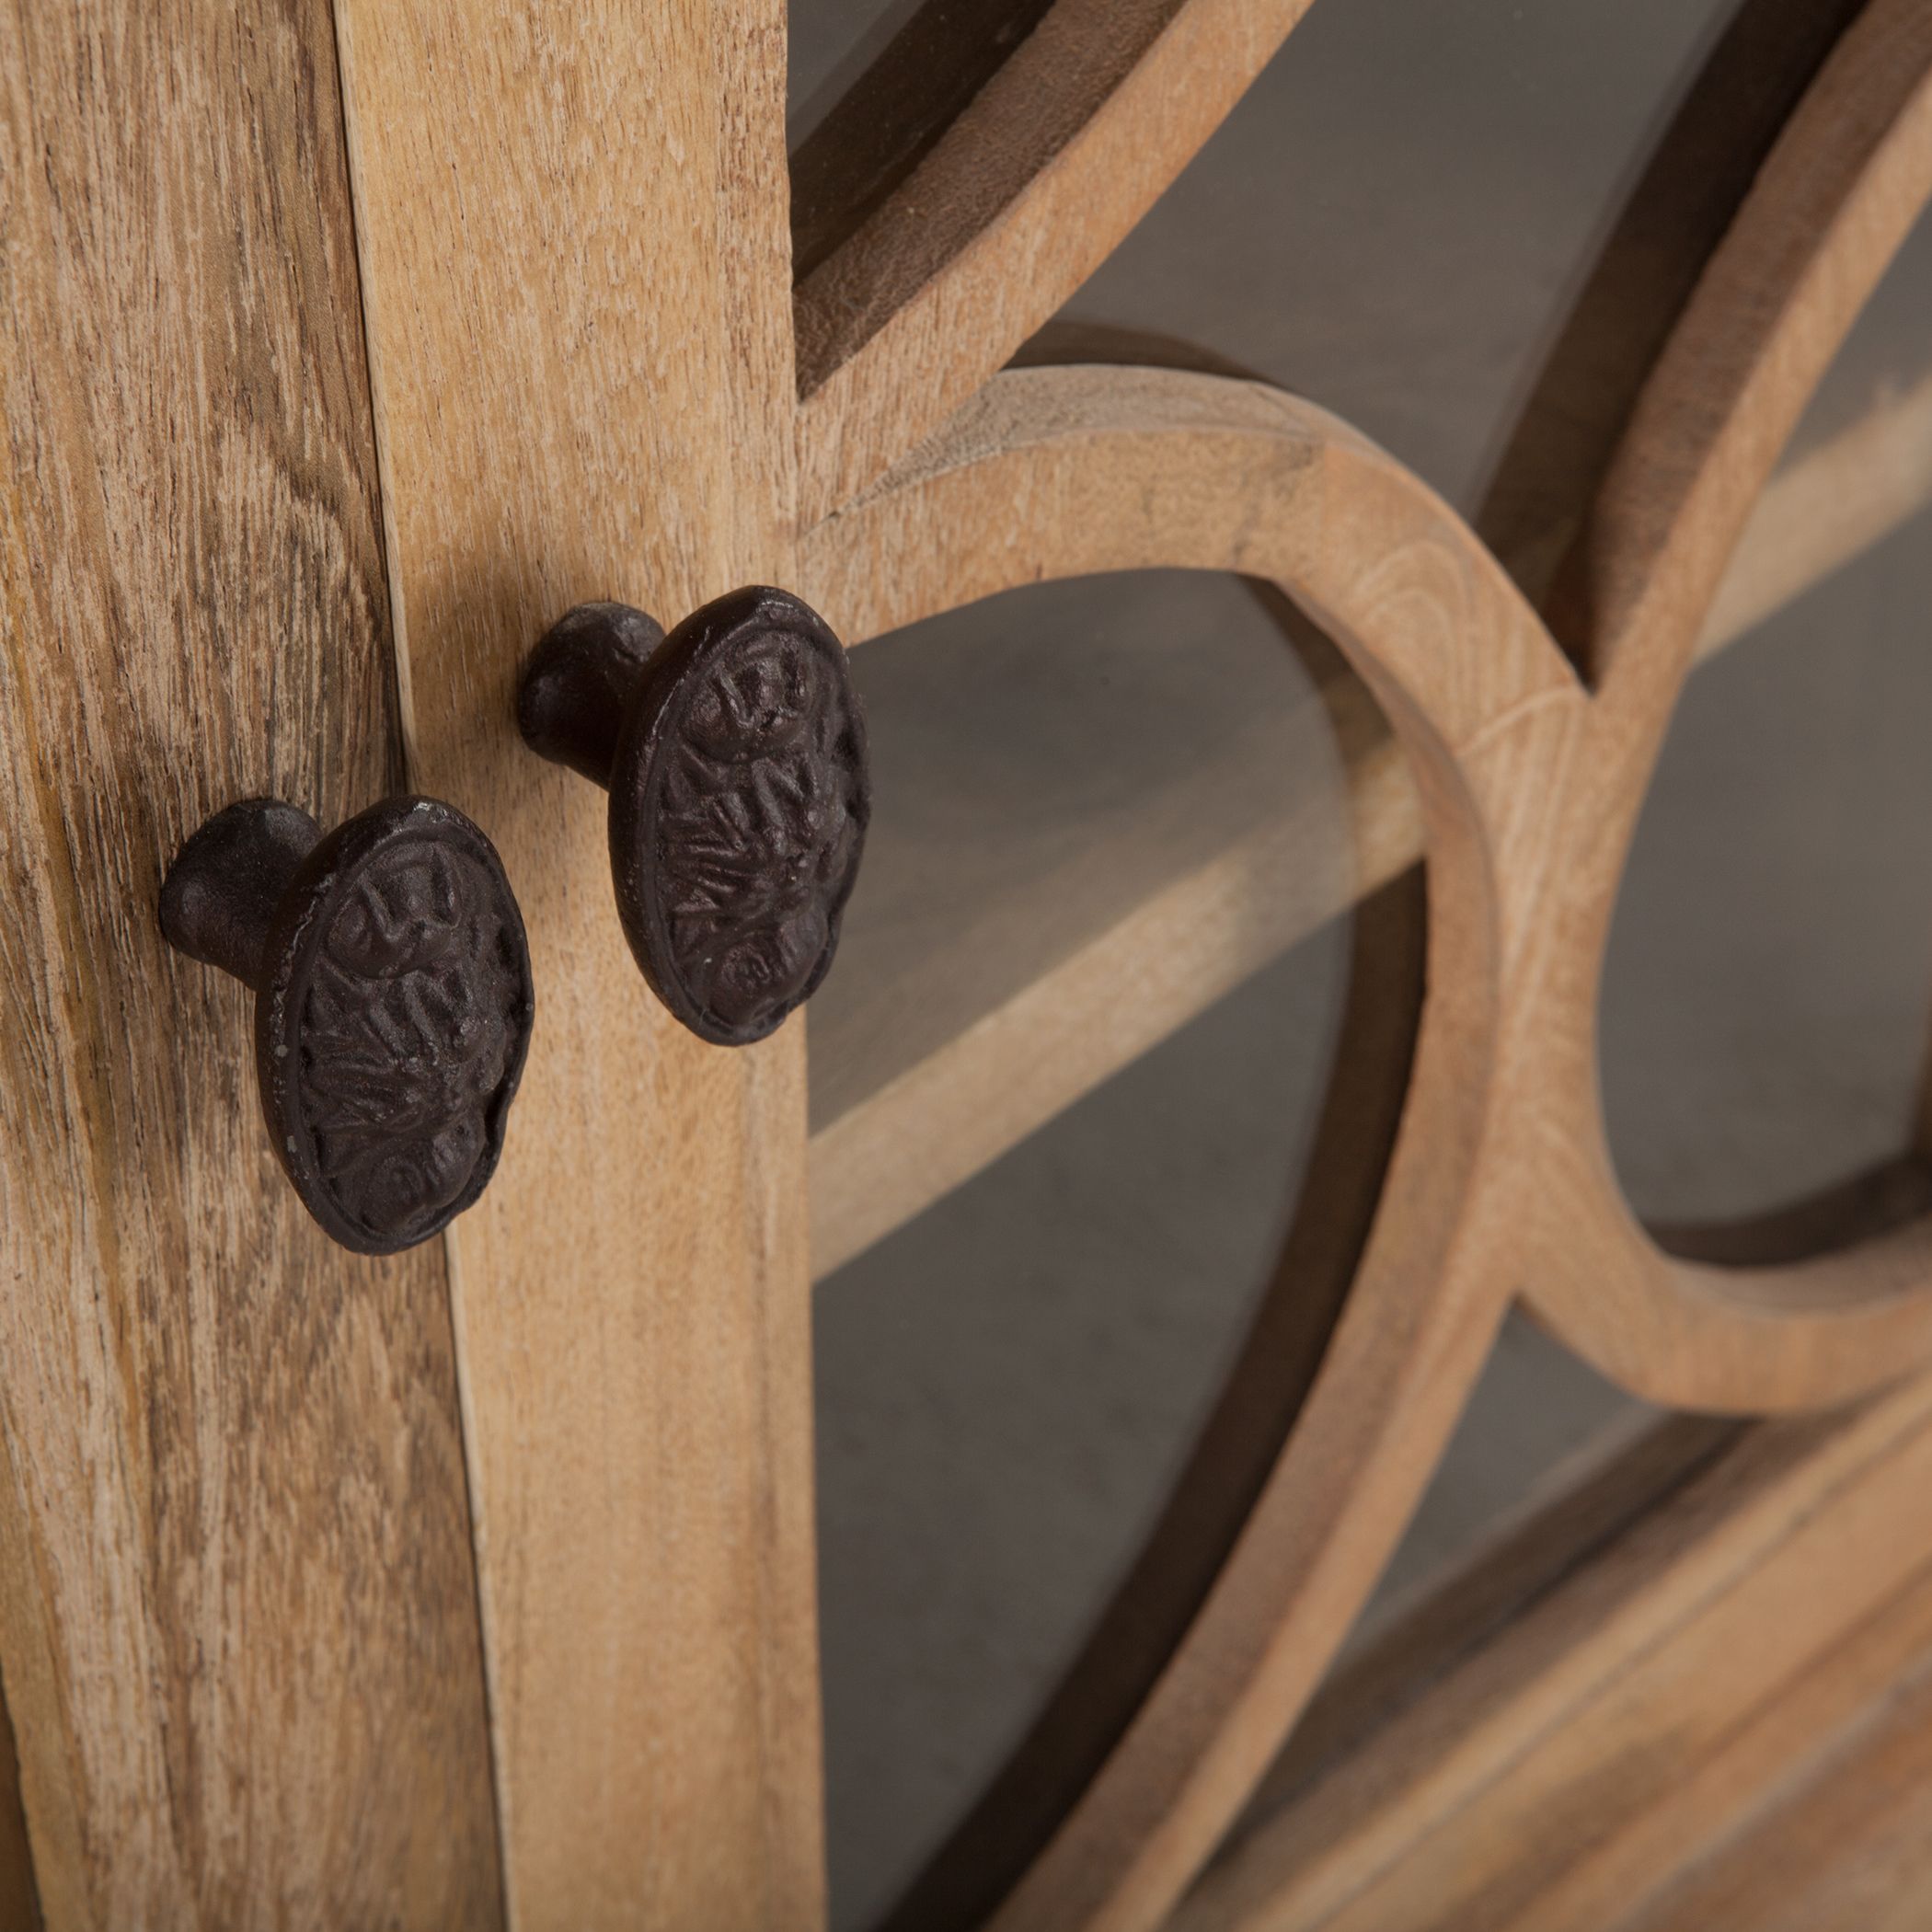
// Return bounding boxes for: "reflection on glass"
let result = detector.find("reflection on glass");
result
[811,571,1354,1928]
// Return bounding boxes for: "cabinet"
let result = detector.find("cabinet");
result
[6,1,1932,1926]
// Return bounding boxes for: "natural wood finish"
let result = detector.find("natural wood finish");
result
[0,2,500,1924]
[6,0,1921,1921]
[1472,0,1869,615]
[1175,1372,1932,1932]
[809,367,1932,1278]
[794,0,1317,523]
[789,0,1056,280]
[789,0,1932,1879]
[332,3,822,1926]
[1618,1577,1932,1932]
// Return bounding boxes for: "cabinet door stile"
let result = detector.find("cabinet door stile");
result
[331,2,825,1926]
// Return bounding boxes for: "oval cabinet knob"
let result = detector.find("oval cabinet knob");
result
[160,796,535,1255]
[518,586,870,1046]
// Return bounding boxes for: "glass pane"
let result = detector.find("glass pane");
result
[1604,211,1932,1226]
[1051,0,1742,509]
[1351,1314,1647,1650]
[811,571,1361,1928]
[787,0,923,148]
[808,573,1351,1136]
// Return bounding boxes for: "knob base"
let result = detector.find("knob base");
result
[160,799,320,990]
[518,602,666,789]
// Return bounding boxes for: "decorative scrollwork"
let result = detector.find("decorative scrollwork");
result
[611,586,869,1046]
[261,799,534,1255]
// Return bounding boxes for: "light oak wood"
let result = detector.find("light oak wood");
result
[1174,1371,1932,1932]
[1471,0,1870,616]
[0,1,499,1923]
[6,0,1926,1918]
[794,0,1318,524]
[332,3,822,1926]
[1250,1412,1740,1819]
[808,370,1932,1278]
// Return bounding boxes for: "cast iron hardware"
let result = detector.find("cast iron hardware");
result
[518,585,870,1047]
[160,795,535,1256]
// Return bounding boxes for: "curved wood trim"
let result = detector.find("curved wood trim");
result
[800,364,1576,1931]
[1521,0,1932,1412]
[1557,0,1932,707]
[1470,0,1869,615]
[799,324,1932,1915]
[789,0,1057,282]
[793,0,1316,524]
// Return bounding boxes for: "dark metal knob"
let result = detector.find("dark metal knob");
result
[160,796,535,1255]
[518,586,869,1047]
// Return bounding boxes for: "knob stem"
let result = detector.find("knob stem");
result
[517,601,666,789]
[159,799,320,990]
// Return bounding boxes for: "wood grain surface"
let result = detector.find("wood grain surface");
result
[794,0,1318,523]
[788,0,1932,1860]
[332,1,824,1925]
[801,5,1932,1917]
[0,2,500,1924]
[1178,1370,1932,1932]
[1472,0,1869,614]
[9,0,1932,1923]
[1619,1569,1932,1932]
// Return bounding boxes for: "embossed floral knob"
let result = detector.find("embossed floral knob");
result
[518,586,870,1047]
[160,795,535,1255]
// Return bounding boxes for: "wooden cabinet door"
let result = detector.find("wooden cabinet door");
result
[8,3,1932,1930]
[0,6,503,1926]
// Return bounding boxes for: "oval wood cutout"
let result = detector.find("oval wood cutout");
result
[259,798,534,1254]
[611,585,870,1046]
